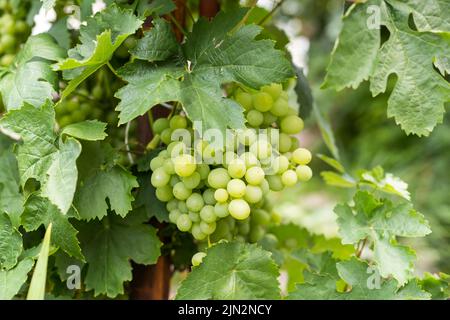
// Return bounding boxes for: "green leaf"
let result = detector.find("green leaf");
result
[27,223,52,300]
[419,272,450,300]
[0,213,23,270]
[77,214,161,298]
[74,166,138,220]
[317,154,345,173]
[48,17,71,50]
[135,172,168,222]
[176,242,280,300]
[22,195,84,261]
[323,0,450,136]
[56,4,143,99]
[0,258,34,299]
[321,171,356,188]
[313,104,340,160]
[294,66,313,118]
[40,0,56,11]
[131,18,179,62]
[0,34,64,110]
[61,120,107,141]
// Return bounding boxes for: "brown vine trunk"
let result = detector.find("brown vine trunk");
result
[129,0,220,300]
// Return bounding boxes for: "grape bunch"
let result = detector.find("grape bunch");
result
[150,83,313,260]
[0,0,31,66]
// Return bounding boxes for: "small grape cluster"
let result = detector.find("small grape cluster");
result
[150,83,313,253]
[0,0,30,66]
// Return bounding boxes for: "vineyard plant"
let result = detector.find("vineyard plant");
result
[0,0,449,301]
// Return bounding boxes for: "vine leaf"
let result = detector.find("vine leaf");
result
[77,214,162,298]
[323,0,450,136]
[335,191,431,285]
[176,242,280,300]
[22,195,84,261]
[61,120,108,141]
[135,172,169,223]
[0,34,64,110]
[0,213,23,270]
[56,4,143,99]
[0,258,34,300]
[74,166,138,220]
[116,9,294,135]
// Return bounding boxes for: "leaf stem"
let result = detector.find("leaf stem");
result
[169,13,188,37]
[106,61,121,79]
[257,0,284,25]
[356,238,367,258]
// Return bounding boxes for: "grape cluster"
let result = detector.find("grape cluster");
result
[150,83,313,256]
[0,0,30,66]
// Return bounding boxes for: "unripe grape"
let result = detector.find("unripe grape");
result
[170,175,180,187]
[214,188,229,203]
[200,205,216,223]
[296,165,313,181]
[260,179,270,195]
[261,83,283,100]
[169,115,187,129]
[262,112,277,126]
[192,252,207,266]
[235,91,253,110]
[281,169,298,187]
[240,152,259,168]
[167,141,185,157]
[237,128,257,146]
[202,188,216,205]
[227,179,246,198]
[270,98,289,117]
[246,109,264,127]
[176,214,192,231]
[272,155,289,174]
[245,166,265,185]
[266,175,284,191]
[207,168,230,189]
[200,221,216,235]
[292,148,312,165]
[163,159,175,175]
[228,199,251,220]
[252,209,271,225]
[222,151,238,166]
[214,202,229,218]
[227,158,246,178]
[280,115,304,134]
[278,133,292,153]
[249,140,272,159]
[166,199,178,211]
[160,128,173,144]
[169,209,181,223]
[197,163,210,180]
[244,185,263,203]
[191,224,207,240]
[153,118,170,134]
[151,167,171,187]
[290,136,299,150]
[238,220,250,235]
[253,92,273,112]
[0,54,14,66]
[173,182,192,200]
[182,172,201,189]
[189,211,200,222]
[249,225,265,243]
[186,193,204,212]
[174,154,196,177]
[178,201,188,213]
[150,156,165,171]
[156,185,174,201]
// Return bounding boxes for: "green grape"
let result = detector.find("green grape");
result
[169,209,182,223]
[197,163,210,180]
[228,199,251,220]
[252,209,271,225]
[159,150,169,158]
[200,221,216,235]
[227,158,246,179]
[178,201,188,213]
[280,115,304,134]
[290,136,299,151]
[182,172,201,189]
[174,154,197,177]
[0,54,14,66]
[160,128,173,145]
[237,220,250,235]
[253,92,273,112]
[58,115,72,128]
[163,159,175,175]
[186,193,204,212]
[222,151,237,166]
[227,179,246,198]
[169,115,187,129]
[278,133,292,153]
[153,118,170,134]
[173,182,192,200]
[237,128,257,146]
[199,205,216,223]
[249,140,272,159]
[150,156,165,171]
[208,168,230,189]
[270,98,289,117]
[262,112,277,126]
[214,188,229,203]
[191,224,207,240]
[202,188,216,205]
[191,252,207,266]
[176,214,192,232]
[235,91,253,110]
[156,185,173,201]
[260,179,270,195]
[249,225,265,243]
[261,83,282,100]
[245,166,265,185]
[188,211,200,222]
[296,165,312,181]
[166,199,178,211]
[281,169,298,187]
[170,175,180,187]
[266,175,284,191]
[292,148,312,165]
[244,185,262,203]
[151,167,171,187]
[246,109,264,127]
[240,152,259,168]
[214,202,229,218]
[272,155,289,174]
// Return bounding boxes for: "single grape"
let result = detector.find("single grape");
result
[214,202,229,218]
[182,172,201,189]
[235,91,253,110]
[281,169,298,187]
[208,168,231,189]
[188,211,200,222]
[227,158,246,179]
[156,185,174,201]
[249,140,272,159]
[166,199,178,211]
[153,118,170,134]
[262,112,277,126]
[174,154,197,177]
[245,166,265,185]
[270,98,289,117]
[253,92,273,112]
[178,201,188,213]
[197,163,210,180]
[186,193,204,212]
[169,115,187,129]
[252,209,271,225]
[199,205,216,223]
[176,214,192,232]
[173,182,192,200]
[292,148,312,165]
[246,109,264,127]
[280,115,304,134]
[160,128,173,145]
[228,199,251,220]
[240,152,260,168]
[238,220,250,235]
[170,175,180,187]
[244,185,263,203]
[272,155,289,174]
[150,156,165,171]
[278,133,292,153]
[249,225,265,243]
[191,224,207,240]
[223,151,238,166]
[227,179,247,198]
[163,159,175,175]
[202,188,216,205]
[237,128,257,146]
[266,175,284,191]
[290,136,299,151]
[214,188,229,203]
[200,221,216,235]
[296,165,312,181]
[191,252,207,266]
[151,167,171,187]
[169,209,182,223]
[261,83,282,100]
[260,179,270,195]
[167,141,185,157]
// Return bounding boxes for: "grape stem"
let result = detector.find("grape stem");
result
[168,13,187,37]
[124,121,134,164]
[257,0,285,26]
[106,62,121,79]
